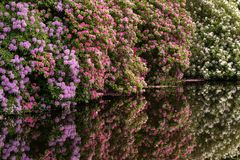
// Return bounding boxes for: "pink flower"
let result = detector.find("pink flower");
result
[77,14,84,20]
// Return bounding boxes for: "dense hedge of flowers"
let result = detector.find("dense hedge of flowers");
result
[0,1,146,112]
[186,0,240,79]
[0,0,195,111]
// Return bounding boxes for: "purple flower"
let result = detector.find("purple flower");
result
[20,41,31,49]
[0,22,4,28]
[5,5,10,10]
[8,43,17,51]
[32,37,37,43]
[30,16,35,24]
[3,27,11,33]
[56,1,63,12]
[0,34,6,40]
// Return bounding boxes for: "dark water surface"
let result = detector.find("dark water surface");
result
[1,82,240,160]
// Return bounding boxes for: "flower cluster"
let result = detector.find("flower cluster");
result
[186,0,240,79]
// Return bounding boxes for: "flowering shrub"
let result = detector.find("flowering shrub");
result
[0,1,149,112]
[186,0,240,79]
[52,0,115,100]
[0,2,52,111]
[0,1,83,111]
[36,0,147,97]
[0,0,195,111]
[134,0,194,84]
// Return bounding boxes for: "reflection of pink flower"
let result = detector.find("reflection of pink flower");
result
[23,102,33,110]
[67,34,72,39]
[24,117,34,123]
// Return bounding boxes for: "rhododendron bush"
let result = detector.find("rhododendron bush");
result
[0,1,145,112]
[104,0,148,94]
[0,0,194,112]
[186,0,240,79]
[134,0,194,84]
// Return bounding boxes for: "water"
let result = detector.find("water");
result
[0,82,240,160]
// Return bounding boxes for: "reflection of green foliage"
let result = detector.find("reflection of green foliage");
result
[0,97,149,159]
[5,84,240,160]
[0,113,53,159]
[0,90,193,159]
[136,88,194,160]
[188,83,240,159]
[77,96,148,160]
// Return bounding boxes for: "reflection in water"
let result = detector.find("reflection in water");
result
[139,88,194,160]
[188,83,240,160]
[0,83,240,159]
[78,97,148,160]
